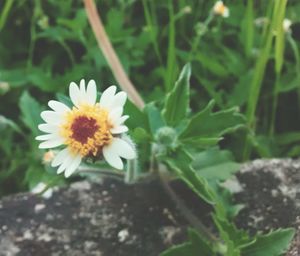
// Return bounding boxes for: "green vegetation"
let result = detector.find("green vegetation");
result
[0,0,299,254]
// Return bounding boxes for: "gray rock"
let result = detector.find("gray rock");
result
[0,159,299,256]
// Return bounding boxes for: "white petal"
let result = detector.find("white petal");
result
[39,138,64,149]
[110,125,128,134]
[57,154,74,174]
[108,107,123,126]
[103,145,123,169]
[41,111,62,125]
[51,148,69,167]
[69,82,81,107]
[38,124,58,133]
[109,138,136,159]
[56,151,74,174]
[64,155,82,178]
[48,100,70,113]
[99,86,116,108]
[36,134,60,141]
[114,115,129,126]
[79,79,86,94]
[86,80,97,105]
[112,91,127,108]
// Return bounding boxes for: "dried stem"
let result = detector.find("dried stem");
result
[83,0,145,109]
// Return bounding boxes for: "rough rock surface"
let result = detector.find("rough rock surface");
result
[0,159,299,256]
[233,159,300,256]
[0,179,190,256]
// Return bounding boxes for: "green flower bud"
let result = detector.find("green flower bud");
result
[155,126,177,147]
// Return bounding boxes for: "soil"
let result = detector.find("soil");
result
[0,159,299,256]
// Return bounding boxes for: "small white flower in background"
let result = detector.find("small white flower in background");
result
[43,150,55,164]
[283,18,292,33]
[213,1,229,18]
[36,79,136,177]
[182,6,192,15]
[31,182,53,199]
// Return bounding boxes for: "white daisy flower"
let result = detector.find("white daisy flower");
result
[213,1,229,18]
[36,79,136,178]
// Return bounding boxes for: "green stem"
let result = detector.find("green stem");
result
[0,0,14,32]
[269,73,280,136]
[142,0,162,64]
[125,159,139,184]
[58,39,76,66]
[165,0,176,92]
[188,12,213,61]
[287,33,300,73]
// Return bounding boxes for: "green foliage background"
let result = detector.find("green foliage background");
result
[0,0,299,211]
[0,0,298,254]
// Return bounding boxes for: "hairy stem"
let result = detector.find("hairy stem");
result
[83,0,145,109]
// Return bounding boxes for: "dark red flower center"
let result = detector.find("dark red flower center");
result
[71,116,99,144]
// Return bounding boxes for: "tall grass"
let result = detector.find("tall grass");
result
[243,0,288,159]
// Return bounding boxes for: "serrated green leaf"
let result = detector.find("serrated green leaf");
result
[213,214,252,249]
[165,148,215,204]
[163,63,191,126]
[241,228,295,256]
[179,100,245,141]
[160,229,215,256]
[19,91,43,136]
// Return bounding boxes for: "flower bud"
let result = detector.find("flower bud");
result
[155,126,177,147]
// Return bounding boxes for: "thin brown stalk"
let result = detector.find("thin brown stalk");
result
[83,0,145,109]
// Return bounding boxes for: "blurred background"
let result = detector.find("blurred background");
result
[0,0,300,197]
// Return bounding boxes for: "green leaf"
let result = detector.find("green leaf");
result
[163,63,191,126]
[241,228,295,256]
[165,148,215,204]
[124,99,148,131]
[19,91,43,136]
[277,73,300,93]
[194,52,229,77]
[192,148,240,180]
[56,93,73,108]
[213,215,252,249]
[180,137,222,148]
[160,229,215,256]
[131,127,151,143]
[0,115,22,134]
[144,102,166,135]
[179,100,245,141]
[276,131,300,145]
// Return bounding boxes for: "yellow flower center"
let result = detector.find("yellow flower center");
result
[60,104,112,157]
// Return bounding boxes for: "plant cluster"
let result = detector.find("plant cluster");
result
[0,0,299,254]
